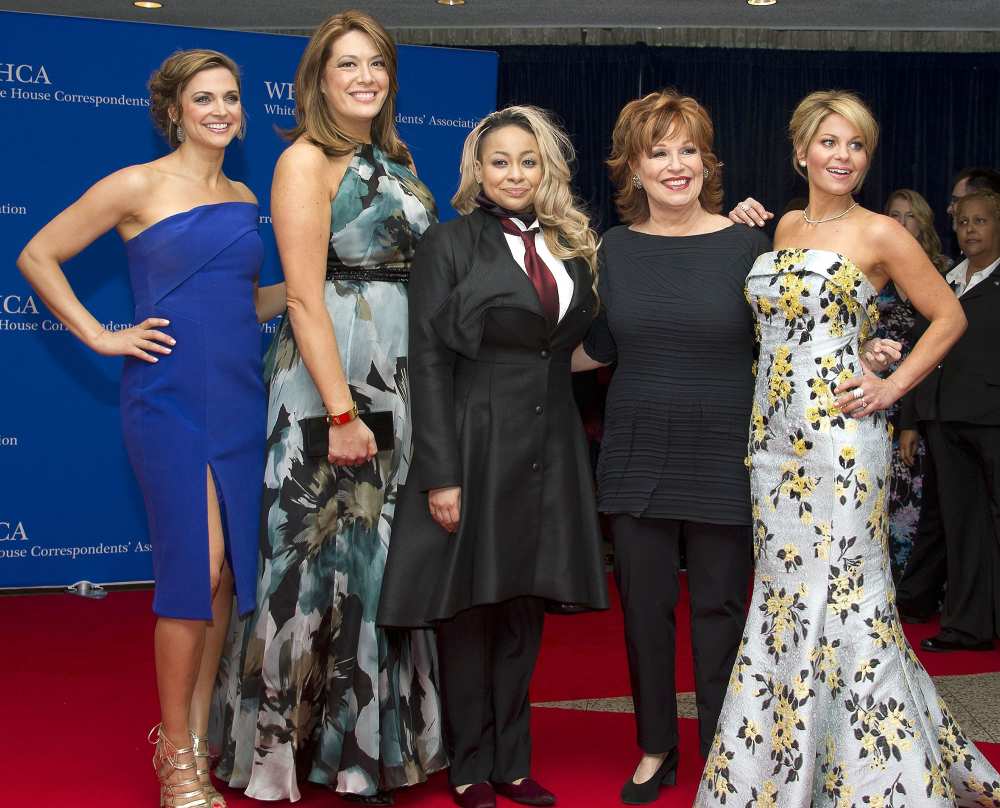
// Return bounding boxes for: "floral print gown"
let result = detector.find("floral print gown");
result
[212,144,447,800]
[695,249,1000,807]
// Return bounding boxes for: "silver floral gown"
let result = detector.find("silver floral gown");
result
[212,144,447,800]
[695,249,1000,807]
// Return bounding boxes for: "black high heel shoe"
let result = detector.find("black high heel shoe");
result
[619,748,679,805]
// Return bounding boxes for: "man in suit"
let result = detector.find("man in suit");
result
[900,189,1000,651]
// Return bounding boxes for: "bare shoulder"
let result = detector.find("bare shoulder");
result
[860,209,906,244]
[773,210,802,244]
[229,180,257,205]
[275,139,352,192]
[98,162,157,199]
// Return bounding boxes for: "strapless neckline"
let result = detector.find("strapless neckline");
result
[126,201,257,246]
[759,248,878,295]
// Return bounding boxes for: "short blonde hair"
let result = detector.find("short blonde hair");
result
[956,189,1000,223]
[885,189,948,273]
[148,49,242,149]
[453,105,599,280]
[285,10,409,163]
[607,89,723,223]
[789,90,879,190]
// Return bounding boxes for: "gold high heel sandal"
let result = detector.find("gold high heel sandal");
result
[190,730,227,808]
[149,724,209,808]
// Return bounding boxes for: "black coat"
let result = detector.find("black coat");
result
[378,209,609,627]
[900,268,1000,429]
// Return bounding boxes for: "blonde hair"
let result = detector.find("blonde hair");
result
[956,189,1000,224]
[284,10,409,163]
[789,90,879,190]
[885,189,948,273]
[148,49,243,149]
[453,106,599,280]
[607,88,723,223]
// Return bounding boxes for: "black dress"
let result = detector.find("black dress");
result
[584,224,771,524]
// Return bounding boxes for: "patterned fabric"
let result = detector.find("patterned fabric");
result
[874,282,921,575]
[695,249,1000,807]
[212,144,447,800]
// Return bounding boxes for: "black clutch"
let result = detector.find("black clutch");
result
[299,410,395,459]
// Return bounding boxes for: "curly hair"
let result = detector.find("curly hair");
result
[789,90,879,191]
[148,49,243,149]
[452,105,599,282]
[956,189,1000,225]
[283,10,409,164]
[884,189,949,273]
[606,88,723,224]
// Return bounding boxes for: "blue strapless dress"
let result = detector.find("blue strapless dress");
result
[121,202,265,620]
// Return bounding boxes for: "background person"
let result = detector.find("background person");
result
[212,12,445,804]
[379,105,608,808]
[17,49,284,808]
[902,189,1000,654]
[877,189,951,576]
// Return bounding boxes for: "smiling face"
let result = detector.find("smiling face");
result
[321,29,389,137]
[887,196,921,238]
[171,66,242,149]
[800,113,869,195]
[956,198,1000,265]
[633,125,705,215]
[475,124,542,213]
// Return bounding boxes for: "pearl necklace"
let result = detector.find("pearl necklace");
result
[802,201,859,225]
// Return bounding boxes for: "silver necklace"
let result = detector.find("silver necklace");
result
[802,201,859,225]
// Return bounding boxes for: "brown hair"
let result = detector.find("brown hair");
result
[884,189,948,273]
[607,89,723,224]
[453,106,600,283]
[148,49,243,149]
[789,90,879,190]
[284,10,409,163]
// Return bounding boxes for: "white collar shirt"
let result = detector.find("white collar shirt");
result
[946,255,1000,298]
[501,218,574,322]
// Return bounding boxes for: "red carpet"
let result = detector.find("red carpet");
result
[1,578,998,806]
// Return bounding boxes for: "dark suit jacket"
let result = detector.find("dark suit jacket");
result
[900,266,1000,428]
[378,208,609,626]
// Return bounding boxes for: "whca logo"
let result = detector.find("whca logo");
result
[0,521,29,541]
[0,64,51,84]
[2,294,39,315]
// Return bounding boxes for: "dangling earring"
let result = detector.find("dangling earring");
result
[703,167,710,179]
[631,173,643,190]
[175,122,185,143]
[237,115,248,141]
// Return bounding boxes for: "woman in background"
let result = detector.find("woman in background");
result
[879,189,952,574]
[18,50,284,808]
[214,11,445,805]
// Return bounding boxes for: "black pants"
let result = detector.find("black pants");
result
[436,597,545,786]
[924,421,1000,643]
[612,515,752,758]
[895,430,946,616]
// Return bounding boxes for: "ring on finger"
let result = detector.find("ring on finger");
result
[853,388,864,400]
[740,203,750,212]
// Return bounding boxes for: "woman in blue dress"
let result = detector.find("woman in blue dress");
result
[213,11,446,805]
[17,50,284,808]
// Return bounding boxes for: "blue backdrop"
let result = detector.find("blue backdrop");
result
[0,11,497,590]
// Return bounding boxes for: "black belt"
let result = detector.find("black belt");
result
[326,266,409,283]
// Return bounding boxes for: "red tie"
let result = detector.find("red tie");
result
[499,218,560,325]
